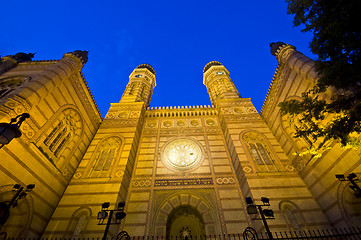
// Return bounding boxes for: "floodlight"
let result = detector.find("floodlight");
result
[102,202,110,209]
[115,211,127,220]
[13,184,21,189]
[26,184,35,191]
[118,202,125,209]
[261,197,270,205]
[247,205,258,215]
[335,174,346,181]
[19,192,27,199]
[262,209,274,218]
[97,211,108,220]
[348,173,358,180]
[245,197,253,205]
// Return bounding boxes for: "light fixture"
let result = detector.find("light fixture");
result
[0,113,30,148]
[118,201,125,209]
[245,197,254,205]
[115,211,126,220]
[102,202,110,209]
[335,174,345,181]
[26,184,35,191]
[348,173,358,180]
[247,205,258,215]
[263,209,274,218]
[97,211,108,220]
[261,197,270,206]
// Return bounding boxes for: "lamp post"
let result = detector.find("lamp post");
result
[0,184,35,226]
[97,201,127,240]
[0,113,30,149]
[245,197,274,240]
[336,173,361,197]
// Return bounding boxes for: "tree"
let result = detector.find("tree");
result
[279,0,361,149]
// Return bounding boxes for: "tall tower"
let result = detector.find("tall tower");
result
[203,61,240,105]
[120,64,156,107]
[203,61,329,234]
[43,64,156,238]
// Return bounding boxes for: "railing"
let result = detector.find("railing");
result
[1,227,361,240]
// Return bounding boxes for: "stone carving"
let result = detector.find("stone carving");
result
[190,120,199,126]
[73,171,82,179]
[285,165,295,172]
[118,111,129,118]
[115,170,124,178]
[242,166,253,173]
[205,119,216,126]
[133,179,151,187]
[221,108,232,114]
[163,120,172,127]
[215,177,236,185]
[146,121,157,128]
[154,178,212,186]
[130,111,141,118]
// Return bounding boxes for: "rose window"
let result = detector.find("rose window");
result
[163,139,202,171]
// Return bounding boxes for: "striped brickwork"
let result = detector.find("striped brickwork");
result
[261,43,361,227]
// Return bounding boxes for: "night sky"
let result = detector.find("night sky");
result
[1,0,316,117]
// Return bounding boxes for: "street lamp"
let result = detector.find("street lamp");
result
[336,173,361,197]
[245,196,274,240]
[0,113,30,149]
[97,201,127,240]
[0,184,35,225]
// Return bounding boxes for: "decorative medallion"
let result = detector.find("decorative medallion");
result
[163,121,172,127]
[161,138,204,171]
[177,121,185,127]
[147,121,157,128]
[190,120,199,126]
[205,119,216,126]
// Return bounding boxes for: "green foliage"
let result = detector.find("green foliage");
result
[280,0,361,148]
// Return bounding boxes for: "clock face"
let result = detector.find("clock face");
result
[216,71,224,75]
[162,139,203,171]
[135,74,143,78]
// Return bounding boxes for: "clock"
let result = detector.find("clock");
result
[216,71,224,75]
[135,74,143,78]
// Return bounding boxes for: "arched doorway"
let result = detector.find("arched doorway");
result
[166,205,205,240]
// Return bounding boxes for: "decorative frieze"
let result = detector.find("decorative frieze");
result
[154,177,213,187]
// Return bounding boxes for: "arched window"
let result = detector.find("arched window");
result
[90,137,122,178]
[279,201,306,231]
[65,207,91,238]
[242,131,279,172]
[43,109,82,159]
[38,108,82,171]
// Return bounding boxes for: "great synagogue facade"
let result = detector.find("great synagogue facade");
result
[0,43,360,238]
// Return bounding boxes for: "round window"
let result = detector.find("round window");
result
[162,139,203,171]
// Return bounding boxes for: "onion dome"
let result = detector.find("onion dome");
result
[71,50,88,64]
[203,61,222,73]
[136,63,155,75]
[10,52,35,63]
[270,42,288,56]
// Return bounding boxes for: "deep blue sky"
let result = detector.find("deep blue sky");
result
[1,0,315,117]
